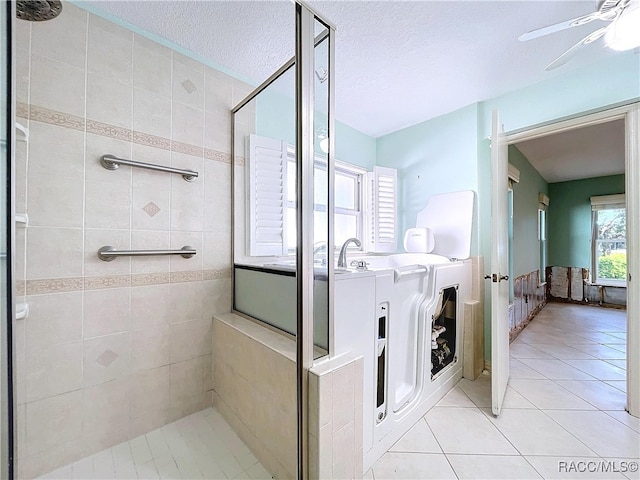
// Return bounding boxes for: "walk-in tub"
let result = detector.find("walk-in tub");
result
[333,190,475,469]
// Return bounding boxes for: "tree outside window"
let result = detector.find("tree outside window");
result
[594,207,626,283]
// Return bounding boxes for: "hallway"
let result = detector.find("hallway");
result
[370,302,638,479]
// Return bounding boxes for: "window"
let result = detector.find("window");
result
[286,150,365,251]
[538,193,549,284]
[591,194,626,285]
[248,134,396,257]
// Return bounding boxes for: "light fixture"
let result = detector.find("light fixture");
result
[605,3,640,51]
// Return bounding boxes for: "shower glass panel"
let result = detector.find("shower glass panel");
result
[232,57,330,357]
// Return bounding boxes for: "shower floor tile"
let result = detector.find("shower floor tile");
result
[38,408,273,480]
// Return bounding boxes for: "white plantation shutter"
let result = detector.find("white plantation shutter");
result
[248,134,288,256]
[366,166,397,253]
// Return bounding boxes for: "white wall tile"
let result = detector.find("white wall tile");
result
[30,54,85,116]
[130,366,170,420]
[27,122,84,228]
[84,228,131,276]
[83,332,131,386]
[25,390,83,456]
[26,340,83,402]
[131,325,171,372]
[133,35,172,98]
[31,2,87,69]
[26,227,83,279]
[169,318,212,363]
[133,88,171,138]
[131,284,172,329]
[87,72,133,129]
[85,177,132,229]
[173,60,205,109]
[131,230,171,274]
[83,377,131,437]
[171,102,204,147]
[87,14,133,84]
[83,287,131,338]
[24,292,83,349]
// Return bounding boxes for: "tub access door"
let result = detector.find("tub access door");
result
[490,110,510,416]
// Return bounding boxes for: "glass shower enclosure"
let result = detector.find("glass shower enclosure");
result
[232,3,335,477]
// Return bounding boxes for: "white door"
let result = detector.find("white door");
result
[490,110,510,416]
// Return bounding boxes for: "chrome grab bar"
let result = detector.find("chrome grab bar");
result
[98,245,196,262]
[101,154,198,182]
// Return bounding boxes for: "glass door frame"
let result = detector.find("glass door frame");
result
[1,1,16,478]
[230,2,335,478]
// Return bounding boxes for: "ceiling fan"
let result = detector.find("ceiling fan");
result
[519,0,640,71]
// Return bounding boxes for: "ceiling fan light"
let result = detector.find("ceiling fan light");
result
[605,5,640,51]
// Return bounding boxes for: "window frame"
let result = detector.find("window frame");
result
[285,146,366,254]
[591,194,627,286]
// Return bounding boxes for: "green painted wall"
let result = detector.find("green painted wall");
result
[376,104,480,253]
[548,175,625,269]
[508,146,548,278]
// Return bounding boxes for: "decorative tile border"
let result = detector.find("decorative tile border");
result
[16,102,29,119]
[23,103,233,165]
[84,274,131,291]
[131,272,171,287]
[86,119,133,142]
[25,277,85,295]
[24,268,230,295]
[172,140,203,157]
[30,104,85,132]
[205,148,232,164]
[133,130,171,151]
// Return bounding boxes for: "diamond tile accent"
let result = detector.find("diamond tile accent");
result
[96,349,118,367]
[181,79,197,94]
[143,201,161,217]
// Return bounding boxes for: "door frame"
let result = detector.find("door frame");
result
[504,102,640,418]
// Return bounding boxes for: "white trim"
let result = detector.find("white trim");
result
[508,163,520,184]
[505,102,639,418]
[625,103,640,417]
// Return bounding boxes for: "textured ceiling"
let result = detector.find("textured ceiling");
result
[515,119,625,183]
[85,0,625,138]
[84,0,632,183]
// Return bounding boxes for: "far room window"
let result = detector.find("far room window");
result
[538,193,549,285]
[591,194,626,285]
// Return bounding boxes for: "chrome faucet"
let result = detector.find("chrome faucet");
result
[337,237,362,268]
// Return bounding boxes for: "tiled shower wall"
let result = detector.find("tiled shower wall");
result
[13,4,251,477]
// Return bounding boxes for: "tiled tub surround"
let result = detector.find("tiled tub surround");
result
[213,314,363,480]
[13,4,253,478]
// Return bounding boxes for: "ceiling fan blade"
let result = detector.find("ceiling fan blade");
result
[545,27,608,71]
[518,11,602,42]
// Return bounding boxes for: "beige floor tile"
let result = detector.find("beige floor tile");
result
[389,418,441,454]
[545,410,640,459]
[527,343,596,360]
[447,454,543,479]
[604,380,627,393]
[510,358,547,379]
[425,407,518,455]
[555,380,626,411]
[524,456,628,479]
[568,343,625,360]
[435,385,476,407]
[517,358,595,381]
[372,452,456,479]
[604,359,627,370]
[457,375,492,407]
[563,359,626,381]
[482,408,596,456]
[604,410,640,433]
[510,343,554,359]
[509,378,597,410]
